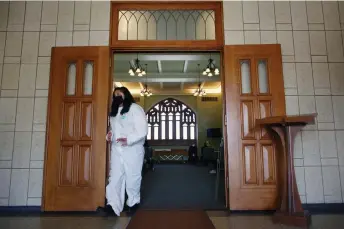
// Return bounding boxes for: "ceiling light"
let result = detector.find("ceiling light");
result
[141,86,152,97]
[194,64,206,97]
[202,57,220,77]
[128,55,146,77]
[140,64,153,97]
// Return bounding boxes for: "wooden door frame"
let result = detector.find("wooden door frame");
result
[109,0,228,209]
[109,49,229,208]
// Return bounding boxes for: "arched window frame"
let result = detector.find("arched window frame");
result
[146,98,197,146]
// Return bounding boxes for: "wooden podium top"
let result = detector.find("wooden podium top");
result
[256,114,317,126]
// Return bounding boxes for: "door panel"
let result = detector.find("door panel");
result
[224,45,286,210]
[43,47,110,211]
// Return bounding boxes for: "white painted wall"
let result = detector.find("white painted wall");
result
[0,1,344,207]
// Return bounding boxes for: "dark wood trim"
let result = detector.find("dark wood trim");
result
[110,1,224,50]
[41,48,56,211]
[219,49,228,208]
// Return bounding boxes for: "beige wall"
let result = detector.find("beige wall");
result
[0,1,110,207]
[137,95,223,153]
[223,1,344,204]
[0,1,344,207]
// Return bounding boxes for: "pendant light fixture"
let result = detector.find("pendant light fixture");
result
[194,64,206,97]
[128,54,146,77]
[140,64,152,97]
[202,54,219,77]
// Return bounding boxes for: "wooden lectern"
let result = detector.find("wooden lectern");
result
[256,114,317,228]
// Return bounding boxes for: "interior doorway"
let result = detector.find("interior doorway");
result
[42,1,286,212]
[112,52,227,210]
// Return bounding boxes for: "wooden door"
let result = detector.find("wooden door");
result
[43,47,110,211]
[224,45,286,210]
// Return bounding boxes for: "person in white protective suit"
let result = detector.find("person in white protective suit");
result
[105,86,148,216]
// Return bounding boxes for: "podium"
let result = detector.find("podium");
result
[256,114,317,228]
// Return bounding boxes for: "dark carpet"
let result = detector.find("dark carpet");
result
[126,210,216,229]
[140,164,226,210]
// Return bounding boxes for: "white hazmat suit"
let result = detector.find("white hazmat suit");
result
[106,103,148,216]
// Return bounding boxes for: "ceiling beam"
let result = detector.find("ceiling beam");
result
[131,89,221,96]
[114,73,220,83]
[157,61,162,73]
[183,60,188,73]
[114,53,220,62]
[115,77,219,83]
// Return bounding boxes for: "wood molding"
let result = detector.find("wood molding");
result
[110,1,224,50]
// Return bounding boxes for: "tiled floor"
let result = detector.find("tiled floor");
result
[0,214,343,229]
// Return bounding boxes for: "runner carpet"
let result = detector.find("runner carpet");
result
[126,210,216,229]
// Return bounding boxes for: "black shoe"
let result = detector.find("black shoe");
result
[128,203,140,216]
[123,204,130,212]
[96,205,114,216]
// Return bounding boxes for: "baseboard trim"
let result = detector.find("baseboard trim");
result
[0,206,41,212]
[303,203,344,214]
[230,204,344,215]
[0,206,102,217]
[229,210,274,215]
[1,204,343,216]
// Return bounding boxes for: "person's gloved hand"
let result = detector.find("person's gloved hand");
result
[106,131,112,142]
[116,137,127,146]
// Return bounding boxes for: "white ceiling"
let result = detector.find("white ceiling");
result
[113,53,221,95]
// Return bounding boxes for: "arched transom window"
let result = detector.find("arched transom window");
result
[146,98,196,143]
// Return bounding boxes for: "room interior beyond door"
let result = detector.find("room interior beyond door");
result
[43,47,110,211]
[224,44,286,210]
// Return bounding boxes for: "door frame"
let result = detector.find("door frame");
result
[109,49,229,208]
[41,1,229,211]
[108,1,229,208]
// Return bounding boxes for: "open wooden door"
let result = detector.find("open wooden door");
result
[43,47,110,211]
[224,45,286,210]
